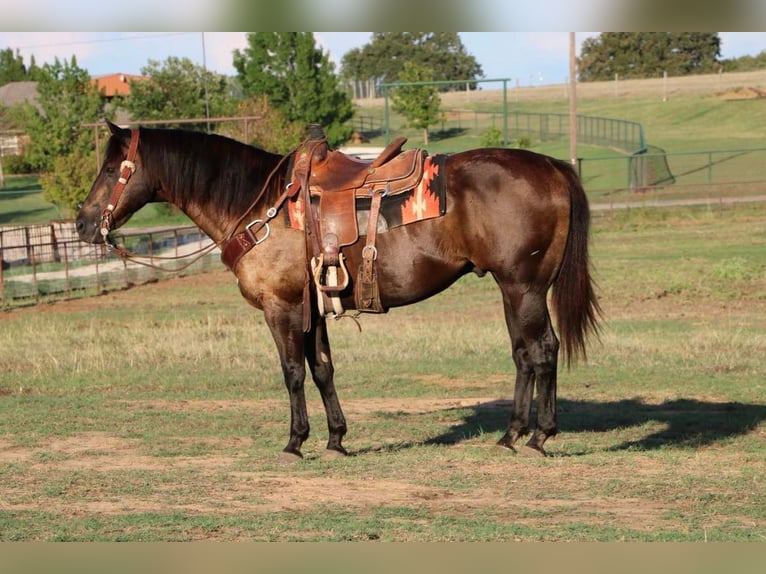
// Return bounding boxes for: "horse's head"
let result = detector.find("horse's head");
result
[76,120,155,244]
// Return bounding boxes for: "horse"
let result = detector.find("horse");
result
[76,120,601,460]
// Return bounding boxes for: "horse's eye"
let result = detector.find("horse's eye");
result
[105,166,116,176]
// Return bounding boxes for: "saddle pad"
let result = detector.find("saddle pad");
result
[287,154,447,233]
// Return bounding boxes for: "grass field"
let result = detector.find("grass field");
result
[0,201,764,541]
[358,69,766,153]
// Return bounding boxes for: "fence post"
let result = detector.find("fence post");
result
[95,246,102,294]
[62,241,71,299]
[0,253,4,306]
[31,245,39,304]
[0,230,4,307]
[148,231,156,282]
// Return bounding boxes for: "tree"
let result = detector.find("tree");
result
[9,56,108,213]
[578,33,721,81]
[233,33,353,147]
[38,149,95,215]
[722,49,766,72]
[121,57,234,129]
[0,49,43,87]
[217,95,304,154]
[11,56,106,172]
[341,33,484,89]
[0,48,27,86]
[390,61,442,146]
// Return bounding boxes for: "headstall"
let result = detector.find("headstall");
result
[100,128,140,241]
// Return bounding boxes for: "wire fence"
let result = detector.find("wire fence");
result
[0,222,220,308]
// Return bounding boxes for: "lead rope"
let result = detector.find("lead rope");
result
[105,239,220,273]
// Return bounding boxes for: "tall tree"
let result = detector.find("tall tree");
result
[341,33,484,89]
[0,47,28,86]
[233,32,353,147]
[121,57,234,129]
[578,33,721,81]
[391,61,442,146]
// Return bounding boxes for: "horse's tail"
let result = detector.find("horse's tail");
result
[552,160,602,366]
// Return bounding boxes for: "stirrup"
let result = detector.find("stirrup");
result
[311,253,350,294]
[311,255,346,317]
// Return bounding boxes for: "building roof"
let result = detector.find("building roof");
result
[0,78,135,126]
[91,73,145,97]
[0,81,40,110]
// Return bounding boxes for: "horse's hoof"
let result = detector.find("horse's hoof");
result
[322,447,348,459]
[518,445,546,458]
[494,441,517,454]
[277,450,303,464]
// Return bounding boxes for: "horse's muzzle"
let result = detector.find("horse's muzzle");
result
[75,214,103,244]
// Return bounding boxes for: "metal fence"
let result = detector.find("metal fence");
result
[417,109,766,202]
[0,222,220,307]
[506,112,644,152]
[579,147,766,203]
[379,107,646,153]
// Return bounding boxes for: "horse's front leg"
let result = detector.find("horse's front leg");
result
[305,316,348,456]
[263,302,310,459]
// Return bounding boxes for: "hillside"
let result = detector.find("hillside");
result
[354,69,766,152]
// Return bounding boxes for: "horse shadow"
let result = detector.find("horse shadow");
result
[354,397,766,456]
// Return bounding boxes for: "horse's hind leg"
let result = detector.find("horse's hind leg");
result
[495,282,560,456]
[305,316,348,456]
[522,310,559,456]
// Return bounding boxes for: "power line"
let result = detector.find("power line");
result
[13,32,191,51]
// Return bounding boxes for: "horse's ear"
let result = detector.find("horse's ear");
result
[105,119,127,138]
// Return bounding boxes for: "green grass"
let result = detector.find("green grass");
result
[0,175,62,224]
[0,201,764,540]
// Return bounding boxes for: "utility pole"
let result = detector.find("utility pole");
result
[201,32,211,132]
[569,32,577,168]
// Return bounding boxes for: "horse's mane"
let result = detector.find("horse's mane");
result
[126,127,286,222]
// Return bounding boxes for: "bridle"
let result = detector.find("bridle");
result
[94,126,300,274]
[100,128,140,242]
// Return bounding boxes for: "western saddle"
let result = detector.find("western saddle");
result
[292,124,427,317]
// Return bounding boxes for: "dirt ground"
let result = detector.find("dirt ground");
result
[2,270,763,540]
[0,401,671,530]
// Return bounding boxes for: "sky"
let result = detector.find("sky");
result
[0,32,765,89]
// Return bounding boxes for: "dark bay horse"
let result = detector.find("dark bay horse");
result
[76,121,600,459]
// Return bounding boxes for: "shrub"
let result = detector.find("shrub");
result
[480,126,503,148]
[2,154,36,174]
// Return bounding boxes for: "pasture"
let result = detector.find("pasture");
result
[0,201,764,541]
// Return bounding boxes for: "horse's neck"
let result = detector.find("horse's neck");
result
[156,141,283,244]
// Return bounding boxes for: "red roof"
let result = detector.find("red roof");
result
[91,73,146,97]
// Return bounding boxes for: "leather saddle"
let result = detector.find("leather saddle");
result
[291,128,428,315]
[308,135,424,197]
